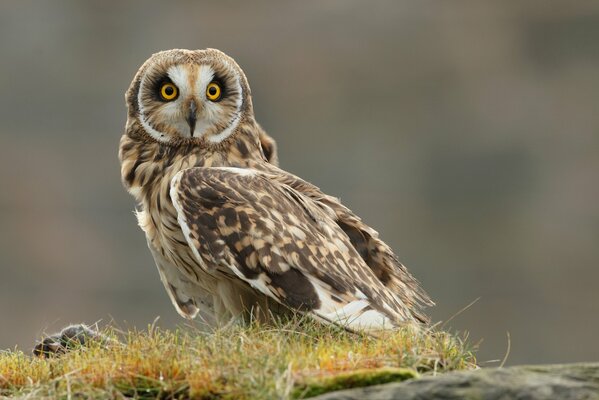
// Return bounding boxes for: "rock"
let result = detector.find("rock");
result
[307,363,599,400]
[33,324,118,357]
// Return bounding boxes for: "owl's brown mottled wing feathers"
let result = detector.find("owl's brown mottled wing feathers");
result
[171,167,428,329]
[262,165,434,323]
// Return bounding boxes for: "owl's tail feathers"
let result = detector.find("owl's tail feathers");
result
[306,278,420,334]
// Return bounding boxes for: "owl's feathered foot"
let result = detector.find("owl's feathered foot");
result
[33,324,118,358]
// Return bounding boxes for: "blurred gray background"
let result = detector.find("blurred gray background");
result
[1,1,598,366]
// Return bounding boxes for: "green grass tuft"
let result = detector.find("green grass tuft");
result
[0,318,476,399]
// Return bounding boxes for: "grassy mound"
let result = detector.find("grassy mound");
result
[0,319,476,399]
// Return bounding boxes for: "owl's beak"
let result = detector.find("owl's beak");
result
[186,100,197,137]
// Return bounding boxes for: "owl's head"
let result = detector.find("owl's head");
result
[126,48,254,145]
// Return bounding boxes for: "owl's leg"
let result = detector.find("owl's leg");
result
[213,280,248,326]
[213,280,276,325]
[33,324,119,358]
[213,293,236,326]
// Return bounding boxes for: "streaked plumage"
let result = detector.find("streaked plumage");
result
[119,48,432,331]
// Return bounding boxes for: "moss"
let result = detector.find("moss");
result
[293,367,419,398]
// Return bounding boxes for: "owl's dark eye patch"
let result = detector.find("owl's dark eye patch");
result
[152,77,177,102]
[206,82,222,102]
[210,76,227,100]
[159,82,178,101]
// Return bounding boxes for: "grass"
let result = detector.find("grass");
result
[0,318,476,399]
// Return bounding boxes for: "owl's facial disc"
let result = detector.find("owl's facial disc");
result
[137,60,243,144]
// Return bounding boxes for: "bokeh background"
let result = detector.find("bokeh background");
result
[1,1,598,366]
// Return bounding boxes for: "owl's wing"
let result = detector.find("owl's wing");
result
[258,164,434,323]
[170,167,423,330]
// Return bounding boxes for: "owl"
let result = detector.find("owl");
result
[119,48,433,331]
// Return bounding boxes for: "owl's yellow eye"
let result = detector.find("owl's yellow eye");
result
[160,83,178,101]
[206,82,222,101]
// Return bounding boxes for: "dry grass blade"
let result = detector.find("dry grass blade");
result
[499,331,511,368]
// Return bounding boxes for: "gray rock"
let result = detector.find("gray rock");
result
[309,363,599,400]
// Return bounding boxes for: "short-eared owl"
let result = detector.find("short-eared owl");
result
[119,48,432,330]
